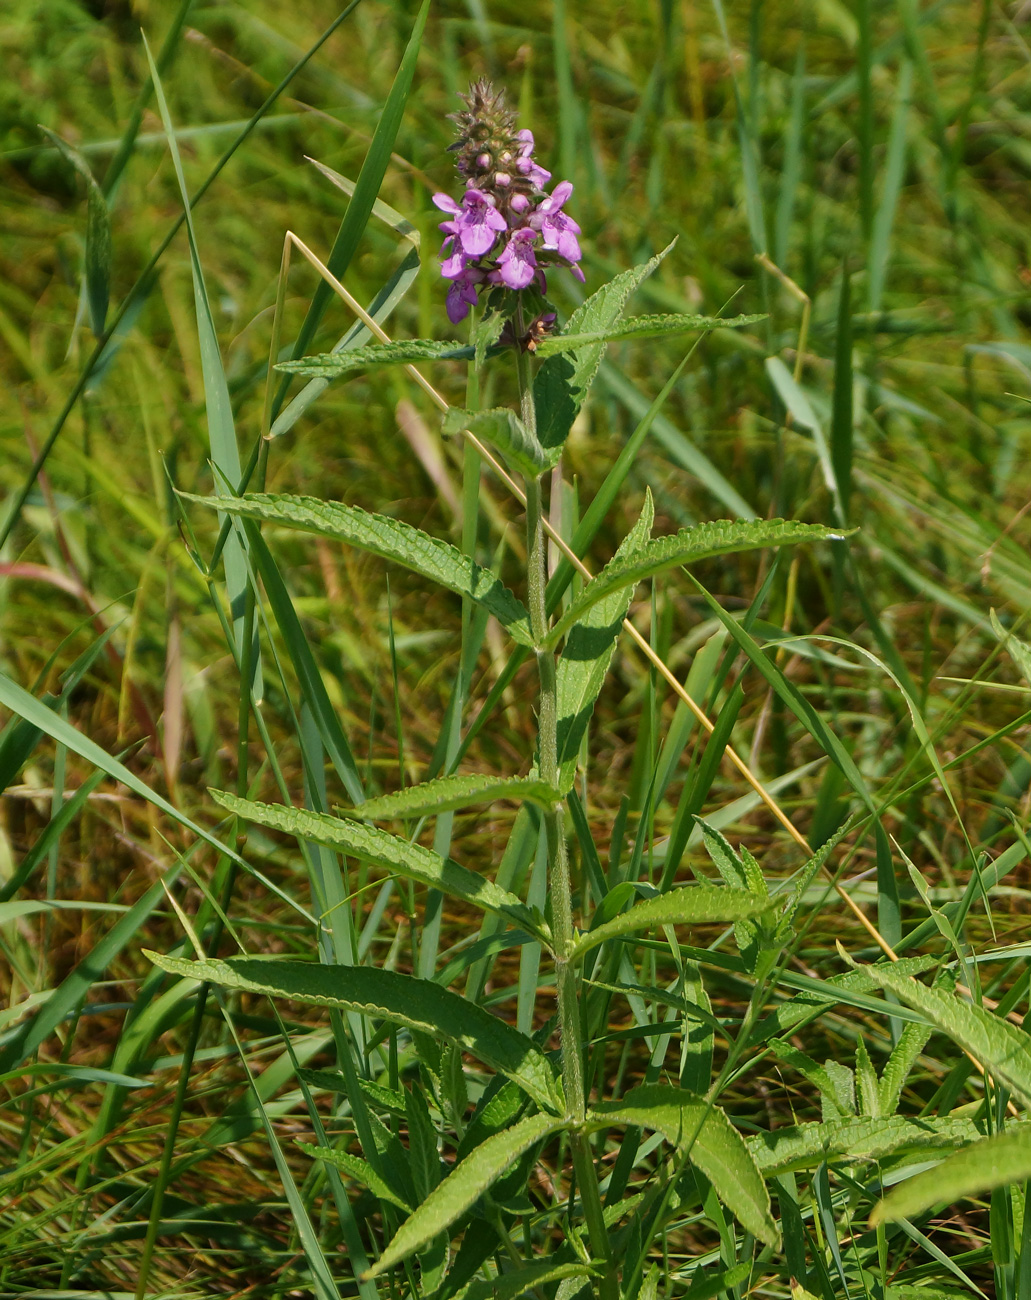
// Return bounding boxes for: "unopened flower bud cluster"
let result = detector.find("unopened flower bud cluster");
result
[433,79,583,325]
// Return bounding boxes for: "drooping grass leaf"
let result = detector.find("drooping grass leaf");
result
[183,491,534,647]
[533,242,674,452]
[872,1126,1031,1225]
[40,129,111,337]
[748,1116,980,1176]
[555,492,654,792]
[353,773,560,820]
[546,519,848,649]
[276,337,473,378]
[363,1113,570,1279]
[851,960,1031,1108]
[144,954,561,1112]
[588,1085,778,1246]
[442,406,557,478]
[210,790,548,940]
[532,311,764,356]
[569,885,772,963]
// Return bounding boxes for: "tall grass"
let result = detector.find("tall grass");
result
[2,1,1031,1296]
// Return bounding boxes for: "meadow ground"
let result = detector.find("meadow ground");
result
[3,0,1031,1295]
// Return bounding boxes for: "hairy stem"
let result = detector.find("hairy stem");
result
[516,330,615,1294]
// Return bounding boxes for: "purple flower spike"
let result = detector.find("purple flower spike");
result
[496,228,539,289]
[454,189,507,257]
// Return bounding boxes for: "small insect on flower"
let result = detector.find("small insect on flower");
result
[434,79,584,338]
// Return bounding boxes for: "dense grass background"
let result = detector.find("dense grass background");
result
[3,0,1031,1294]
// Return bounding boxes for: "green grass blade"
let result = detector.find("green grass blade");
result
[749,1115,978,1176]
[39,129,111,337]
[273,0,430,420]
[868,60,914,313]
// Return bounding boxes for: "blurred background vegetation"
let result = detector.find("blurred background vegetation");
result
[3,0,1031,1291]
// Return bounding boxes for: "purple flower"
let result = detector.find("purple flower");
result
[496,227,539,290]
[514,130,552,189]
[446,269,482,323]
[440,237,467,280]
[433,189,506,257]
[533,181,582,264]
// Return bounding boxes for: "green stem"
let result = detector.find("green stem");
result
[515,331,616,1296]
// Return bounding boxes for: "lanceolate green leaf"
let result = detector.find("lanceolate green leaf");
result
[442,406,557,478]
[298,1142,413,1211]
[546,520,848,649]
[211,790,547,939]
[353,773,560,821]
[363,1113,570,1279]
[871,1126,1031,1225]
[748,1116,980,1176]
[532,311,765,357]
[182,492,534,648]
[852,960,1031,1108]
[143,955,561,1112]
[534,241,674,452]
[555,492,654,792]
[587,1085,778,1246]
[569,886,772,963]
[277,337,473,378]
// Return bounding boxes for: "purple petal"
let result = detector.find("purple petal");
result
[500,257,536,289]
[432,192,461,214]
[556,229,582,262]
[458,223,498,257]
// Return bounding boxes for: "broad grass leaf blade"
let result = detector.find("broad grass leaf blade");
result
[278,338,471,379]
[354,773,559,820]
[40,129,111,336]
[532,312,764,356]
[210,790,546,938]
[872,1127,1031,1226]
[588,1084,778,1245]
[144,955,561,1112]
[442,407,555,477]
[749,1115,979,1176]
[463,1261,595,1300]
[185,491,534,648]
[533,242,674,452]
[277,0,430,413]
[548,518,844,650]
[144,40,251,674]
[555,493,655,792]
[850,961,1031,1108]
[570,885,770,962]
[364,1113,569,1279]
